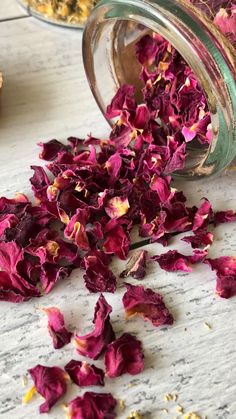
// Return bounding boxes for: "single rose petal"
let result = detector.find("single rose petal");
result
[74,294,115,360]
[106,84,136,119]
[104,223,130,260]
[122,283,173,327]
[120,250,147,279]
[66,392,117,419]
[38,139,68,161]
[65,360,104,387]
[105,196,130,219]
[104,333,144,378]
[205,256,236,298]
[182,230,214,249]
[28,365,67,413]
[153,249,206,272]
[192,198,213,231]
[135,34,159,65]
[43,307,72,349]
[82,250,116,293]
[213,210,236,226]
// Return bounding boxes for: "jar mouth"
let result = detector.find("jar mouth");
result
[83,0,236,178]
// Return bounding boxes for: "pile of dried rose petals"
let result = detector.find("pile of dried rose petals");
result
[1,28,236,417]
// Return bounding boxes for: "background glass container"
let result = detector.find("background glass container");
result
[18,0,98,28]
[83,0,236,178]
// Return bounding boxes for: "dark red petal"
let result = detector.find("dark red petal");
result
[122,283,173,327]
[74,294,115,360]
[104,333,144,378]
[28,365,67,413]
[65,360,104,387]
[43,307,72,349]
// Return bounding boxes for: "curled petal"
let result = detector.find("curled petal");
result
[74,294,115,360]
[43,307,72,349]
[28,364,67,413]
[120,250,147,279]
[66,392,117,419]
[104,333,144,378]
[65,360,104,387]
[123,283,173,327]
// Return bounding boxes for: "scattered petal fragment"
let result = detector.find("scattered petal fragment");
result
[28,365,67,413]
[66,392,117,419]
[65,360,104,387]
[105,333,144,378]
[43,307,72,349]
[122,283,173,327]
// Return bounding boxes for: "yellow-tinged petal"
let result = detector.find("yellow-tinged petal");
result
[105,196,130,219]
[22,386,37,404]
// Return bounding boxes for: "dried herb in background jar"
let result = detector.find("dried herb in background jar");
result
[18,0,98,28]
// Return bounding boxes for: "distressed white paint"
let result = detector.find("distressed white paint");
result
[0,2,236,418]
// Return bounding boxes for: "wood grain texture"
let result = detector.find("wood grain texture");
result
[0,2,236,419]
[0,0,28,20]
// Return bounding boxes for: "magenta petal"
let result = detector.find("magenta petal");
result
[192,198,213,231]
[182,230,214,249]
[122,283,174,327]
[83,250,116,293]
[65,360,104,387]
[104,333,144,378]
[74,294,115,360]
[43,307,72,349]
[153,250,192,272]
[213,210,236,226]
[38,139,68,161]
[106,84,136,119]
[205,256,236,299]
[28,365,67,413]
[66,392,117,419]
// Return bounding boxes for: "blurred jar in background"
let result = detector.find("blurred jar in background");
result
[18,0,98,28]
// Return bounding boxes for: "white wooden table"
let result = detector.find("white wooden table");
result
[0,2,236,418]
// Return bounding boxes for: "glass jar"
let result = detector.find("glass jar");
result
[18,0,98,28]
[83,0,236,178]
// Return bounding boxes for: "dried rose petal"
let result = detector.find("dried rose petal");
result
[104,222,130,260]
[122,283,173,327]
[136,34,159,65]
[105,196,130,219]
[74,294,115,360]
[104,333,144,378]
[213,210,236,226]
[192,198,213,231]
[82,250,116,293]
[38,139,68,161]
[120,250,147,279]
[205,256,236,298]
[0,271,40,303]
[65,360,104,387]
[106,84,136,119]
[182,230,214,249]
[43,307,72,349]
[153,249,206,272]
[66,392,117,419]
[30,166,50,202]
[28,365,67,413]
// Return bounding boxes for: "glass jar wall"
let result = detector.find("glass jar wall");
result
[83,0,236,178]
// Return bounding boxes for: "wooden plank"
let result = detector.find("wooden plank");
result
[0,0,28,21]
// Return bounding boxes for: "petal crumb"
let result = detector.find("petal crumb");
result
[21,375,28,388]
[176,404,184,413]
[119,399,126,411]
[164,393,176,402]
[22,385,37,404]
[127,411,142,419]
[204,322,212,330]
[162,408,169,414]
[184,413,202,419]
